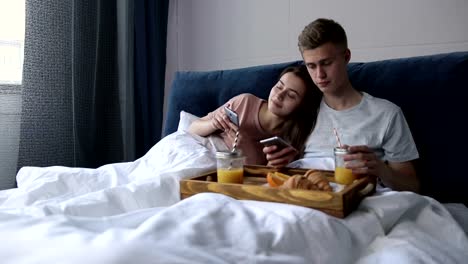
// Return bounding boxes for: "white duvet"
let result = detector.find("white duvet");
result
[0,132,467,264]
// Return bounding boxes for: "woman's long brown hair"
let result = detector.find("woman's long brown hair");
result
[277,65,322,157]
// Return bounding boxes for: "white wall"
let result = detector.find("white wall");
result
[164,0,468,121]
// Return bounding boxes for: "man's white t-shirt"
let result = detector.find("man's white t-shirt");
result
[302,92,419,163]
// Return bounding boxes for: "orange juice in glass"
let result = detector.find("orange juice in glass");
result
[217,168,244,183]
[334,147,357,185]
[216,151,245,184]
[335,166,356,185]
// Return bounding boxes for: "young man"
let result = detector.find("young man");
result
[264,18,420,192]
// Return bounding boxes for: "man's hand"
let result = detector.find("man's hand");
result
[263,145,298,168]
[344,145,419,192]
[343,145,386,177]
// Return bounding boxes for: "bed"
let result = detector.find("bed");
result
[0,52,467,263]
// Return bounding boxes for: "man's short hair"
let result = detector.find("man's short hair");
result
[298,18,348,52]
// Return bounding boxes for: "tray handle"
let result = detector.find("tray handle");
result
[358,183,374,198]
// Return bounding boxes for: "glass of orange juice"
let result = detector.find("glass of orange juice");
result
[216,151,245,184]
[334,147,357,185]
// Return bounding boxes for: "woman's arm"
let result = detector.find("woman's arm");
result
[188,111,234,137]
[188,116,218,136]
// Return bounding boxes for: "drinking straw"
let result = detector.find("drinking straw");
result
[231,130,239,153]
[333,128,343,148]
[228,129,240,169]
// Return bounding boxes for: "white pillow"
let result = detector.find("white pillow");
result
[177,111,200,132]
[177,110,229,152]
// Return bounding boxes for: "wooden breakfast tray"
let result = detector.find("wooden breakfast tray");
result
[180,165,376,218]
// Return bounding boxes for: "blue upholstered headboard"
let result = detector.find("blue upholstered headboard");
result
[164,52,468,204]
[164,60,303,136]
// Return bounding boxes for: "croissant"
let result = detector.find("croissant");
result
[305,170,333,192]
[280,175,318,190]
[280,171,332,192]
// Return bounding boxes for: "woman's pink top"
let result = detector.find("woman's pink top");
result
[208,93,274,165]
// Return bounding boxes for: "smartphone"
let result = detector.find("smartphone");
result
[224,106,239,126]
[259,136,292,150]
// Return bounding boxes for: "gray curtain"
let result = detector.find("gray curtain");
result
[0,85,21,189]
[18,0,135,172]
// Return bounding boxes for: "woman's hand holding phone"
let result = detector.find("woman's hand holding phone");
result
[211,112,231,132]
[212,105,239,133]
[259,136,292,150]
[263,145,297,167]
[260,137,297,167]
[224,106,239,127]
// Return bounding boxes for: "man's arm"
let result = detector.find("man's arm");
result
[380,161,419,193]
[345,145,420,193]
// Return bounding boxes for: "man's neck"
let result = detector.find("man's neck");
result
[323,83,362,111]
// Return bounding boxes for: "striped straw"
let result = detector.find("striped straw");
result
[231,129,239,152]
[229,129,240,169]
[333,128,343,148]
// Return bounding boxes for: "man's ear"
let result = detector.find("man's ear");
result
[344,48,351,63]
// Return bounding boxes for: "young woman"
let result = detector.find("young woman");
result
[188,65,322,165]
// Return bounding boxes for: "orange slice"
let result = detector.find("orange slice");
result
[266,172,291,187]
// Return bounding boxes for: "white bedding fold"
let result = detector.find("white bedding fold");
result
[0,131,466,263]
[0,132,217,216]
[0,192,466,263]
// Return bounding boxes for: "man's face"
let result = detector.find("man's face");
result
[301,42,350,95]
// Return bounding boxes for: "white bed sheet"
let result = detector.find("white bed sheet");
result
[0,131,467,264]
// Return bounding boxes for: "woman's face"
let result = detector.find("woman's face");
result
[268,72,307,117]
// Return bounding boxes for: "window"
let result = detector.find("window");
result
[0,0,25,85]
